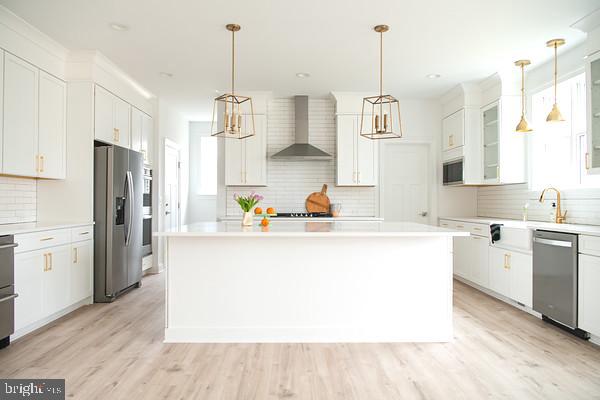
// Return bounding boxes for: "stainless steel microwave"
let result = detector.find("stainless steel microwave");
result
[443,158,464,185]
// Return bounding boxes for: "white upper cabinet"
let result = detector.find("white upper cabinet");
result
[141,112,154,165]
[38,71,66,179]
[336,115,378,186]
[130,107,143,152]
[586,52,600,174]
[94,85,131,148]
[481,98,525,185]
[224,114,267,186]
[442,109,465,152]
[3,53,39,177]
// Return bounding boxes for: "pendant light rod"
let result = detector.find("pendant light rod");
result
[226,24,241,95]
[374,25,388,97]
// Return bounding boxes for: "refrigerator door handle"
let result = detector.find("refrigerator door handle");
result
[125,171,134,247]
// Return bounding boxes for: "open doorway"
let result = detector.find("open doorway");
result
[164,139,181,231]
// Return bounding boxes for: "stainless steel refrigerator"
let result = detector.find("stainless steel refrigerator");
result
[94,144,143,302]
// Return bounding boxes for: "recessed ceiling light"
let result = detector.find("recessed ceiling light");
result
[109,23,129,31]
[296,72,311,78]
[426,73,441,79]
[159,72,173,78]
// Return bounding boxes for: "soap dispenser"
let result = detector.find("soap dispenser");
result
[549,202,557,223]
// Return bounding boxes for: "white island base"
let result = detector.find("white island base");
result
[158,221,467,343]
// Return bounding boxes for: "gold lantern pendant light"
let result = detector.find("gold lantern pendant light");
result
[360,25,403,140]
[515,59,532,132]
[546,38,566,123]
[211,24,255,139]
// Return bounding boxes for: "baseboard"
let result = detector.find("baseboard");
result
[11,296,93,341]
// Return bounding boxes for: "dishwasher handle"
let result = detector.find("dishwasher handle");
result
[533,237,573,248]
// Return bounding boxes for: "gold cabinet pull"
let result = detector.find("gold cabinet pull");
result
[39,155,44,173]
[449,134,454,147]
[113,128,120,142]
[43,253,48,272]
[40,237,54,242]
[73,247,78,264]
[586,152,590,170]
[49,253,53,271]
[504,253,511,270]
[36,154,40,173]
[79,231,89,235]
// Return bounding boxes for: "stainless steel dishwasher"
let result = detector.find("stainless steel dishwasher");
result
[533,230,586,337]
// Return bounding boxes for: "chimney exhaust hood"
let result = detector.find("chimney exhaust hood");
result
[271,96,332,160]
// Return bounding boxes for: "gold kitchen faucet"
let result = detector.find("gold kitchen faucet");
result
[539,187,567,224]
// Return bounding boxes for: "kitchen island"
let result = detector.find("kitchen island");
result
[155,221,468,343]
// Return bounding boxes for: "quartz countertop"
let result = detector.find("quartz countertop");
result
[440,216,600,237]
[0,221,94,236]
[217,216,384,222]
[155,221,469,238]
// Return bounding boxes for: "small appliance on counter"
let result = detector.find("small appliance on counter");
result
[0,235,18,348]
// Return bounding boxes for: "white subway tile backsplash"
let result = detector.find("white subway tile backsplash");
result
[0,176,37,224]
[226,98,377,216]
[478,184,600,226]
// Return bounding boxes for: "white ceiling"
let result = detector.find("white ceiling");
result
[1,0,598,120]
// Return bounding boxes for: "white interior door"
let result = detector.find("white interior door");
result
[381,143,430,223]
[164,144,180,230]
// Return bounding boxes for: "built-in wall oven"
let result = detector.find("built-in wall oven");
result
[142,167,152,257]
[443,158,464,186]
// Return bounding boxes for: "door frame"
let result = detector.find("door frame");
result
[164,138,181,230]
[378,141,434,223]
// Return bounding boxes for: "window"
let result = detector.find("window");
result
[197,136,217,195]
[530,72,600,189]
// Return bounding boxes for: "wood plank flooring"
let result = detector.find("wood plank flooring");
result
[1,273,599,399]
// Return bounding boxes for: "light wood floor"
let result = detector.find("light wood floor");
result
[1,274,599,400]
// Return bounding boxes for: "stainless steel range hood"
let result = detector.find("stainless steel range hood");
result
[271,96,332,160]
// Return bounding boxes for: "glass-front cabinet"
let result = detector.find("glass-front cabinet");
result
[587,55,600,174]
[482,102,499,183]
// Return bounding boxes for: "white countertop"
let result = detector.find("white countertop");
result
[440,216,600,237]
[155,221,469,238]
[0,221,94,236]
[217,216,384,222]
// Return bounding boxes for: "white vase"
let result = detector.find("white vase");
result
[242,212,254,226]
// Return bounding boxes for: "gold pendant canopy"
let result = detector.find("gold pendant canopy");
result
[546,38,566,123]
[360,25,403,140]
[211,24,255,139]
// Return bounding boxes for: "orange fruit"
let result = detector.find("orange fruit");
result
[254,207,263,215]
[266,207,275,215]
[260,217,269,227]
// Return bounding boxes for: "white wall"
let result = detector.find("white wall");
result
[187,122,217,223]
[155,99,189,270]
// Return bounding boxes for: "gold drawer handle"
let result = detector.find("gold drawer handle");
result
[456,225,464,229]
[40,237,54,242]
[473,227,482,231]
[79,231,90,235]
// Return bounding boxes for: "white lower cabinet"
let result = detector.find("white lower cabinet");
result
[469,236,489,288]
[488,247,532,307]
[13,226,93,336]
[579,254,600,337]
[70,240,93,304]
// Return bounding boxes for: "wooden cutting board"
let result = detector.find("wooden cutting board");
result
[305,184,330,213]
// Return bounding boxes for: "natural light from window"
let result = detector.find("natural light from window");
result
[530,73,600,189]
[198,136,217,195]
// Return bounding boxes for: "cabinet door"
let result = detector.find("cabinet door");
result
[336,115,356,185]
[579,254,600,336]
[243,115,267,186]
[482,103,500,184]
[3,53,38,177]
[489,247,510,298]
[71,240,93,303]
[470,236,490,288]
[508,251,532,307]
[42,245,71,316]
[94,85,115,144]
[38,71,66,179]
[141,113,153,165]
[442,109,464,152]
[587,55,600,174]
[130,107,143,152]
[453,236,471,279]
[356,116,377,186]
[114,97,131,148]
[224,135,244,185]
[14,250,44,331]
